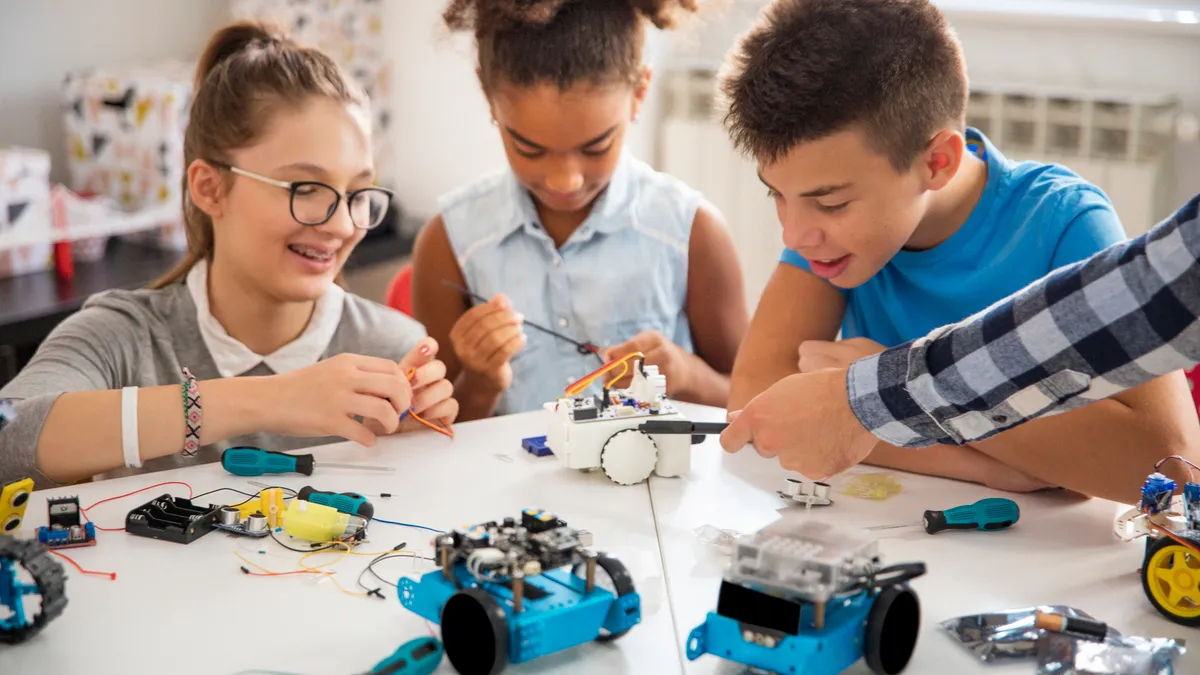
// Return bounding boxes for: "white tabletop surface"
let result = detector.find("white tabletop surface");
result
[3,402,1196,675]
[655,403,1199,674]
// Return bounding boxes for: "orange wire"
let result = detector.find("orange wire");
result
[49,550,117,581]
[565,352,644,397]
[405,368,454,438]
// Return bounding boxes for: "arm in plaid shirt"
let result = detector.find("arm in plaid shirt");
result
[847,193,1200,448]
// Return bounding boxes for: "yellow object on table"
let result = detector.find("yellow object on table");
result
[842,473,902,501]
[228,488,287,529]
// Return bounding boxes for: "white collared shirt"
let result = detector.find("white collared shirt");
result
[186,260,345,377]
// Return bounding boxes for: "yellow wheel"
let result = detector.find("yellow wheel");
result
[1142,535,1200,626]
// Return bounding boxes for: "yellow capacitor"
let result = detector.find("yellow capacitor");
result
[284,499,365,543]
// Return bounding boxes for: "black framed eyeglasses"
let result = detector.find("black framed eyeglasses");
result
[208,161,394,230]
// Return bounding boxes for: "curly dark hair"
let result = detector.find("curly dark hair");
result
[444,0,699,91]
[718,0,967,170]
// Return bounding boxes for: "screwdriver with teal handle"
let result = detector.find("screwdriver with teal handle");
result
[865,497,1019,534]
[221,446,394,477]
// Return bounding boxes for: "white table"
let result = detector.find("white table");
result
[654,403,1198,674]
[3,403,1195,675]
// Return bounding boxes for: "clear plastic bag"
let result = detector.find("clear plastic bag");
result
[940,605,1187,674]
[939,605,1099,664]
[1037,631,1186,675]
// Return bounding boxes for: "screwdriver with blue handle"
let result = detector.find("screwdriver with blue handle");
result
[865,497,1019,534]
[221,446,394,477]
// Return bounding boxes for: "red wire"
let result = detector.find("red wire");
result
[79,481,193,532]
[49,550,117,581]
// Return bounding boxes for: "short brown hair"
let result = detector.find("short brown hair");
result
[150,21,367,288]
[443,0,699,92]
[718,0,967,170]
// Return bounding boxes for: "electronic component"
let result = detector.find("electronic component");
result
[0,535,67,645]
[283,499,367,543]
[400,507,638,674]
[212,506,270,538]
[227,487,287,529]
[125,495,218,544]
[687,518,926,675]
[521,435,553,457]
[1,478,33,533]
[36,496,96,550]
[543,358,702,485]
[777,478,833,508]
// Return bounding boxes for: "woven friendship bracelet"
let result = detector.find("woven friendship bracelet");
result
[181,367,202,457]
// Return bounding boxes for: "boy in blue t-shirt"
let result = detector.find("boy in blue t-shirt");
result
[721,0,1199,501]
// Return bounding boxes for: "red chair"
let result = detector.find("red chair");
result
[1187,366,1200,419]
[386,262,414,317]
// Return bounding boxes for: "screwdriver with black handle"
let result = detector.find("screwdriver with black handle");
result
[865,497,1019,534]
[297,486,375,520]
[221,446,394,477]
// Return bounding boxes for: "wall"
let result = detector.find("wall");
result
[0,0,230,185]
[383,1,668,221]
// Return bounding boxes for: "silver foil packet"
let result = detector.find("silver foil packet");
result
[940,605,1187,674]
[940,605,1096,664]
[1037,632,1186,675]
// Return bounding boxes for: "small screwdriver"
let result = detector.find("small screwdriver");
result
[221,447,395,477]
[297,486,375,520]
[865,497,1019,534]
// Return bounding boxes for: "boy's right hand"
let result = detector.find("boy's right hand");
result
[262,353,413,447]
[449,293,526,392]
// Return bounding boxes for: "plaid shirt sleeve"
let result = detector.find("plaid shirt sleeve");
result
[846,193,1200,448]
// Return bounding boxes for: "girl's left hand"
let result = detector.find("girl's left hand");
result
[399,337,459,430]
[603,330,693,397]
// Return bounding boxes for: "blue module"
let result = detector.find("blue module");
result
[1185,482,1200,530]
[36,521,95,549]
[1141,473,1177,514]
[398,509,640,674]
[521,435,552,457]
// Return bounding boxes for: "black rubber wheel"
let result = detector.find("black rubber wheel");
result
[573,554,637,642]
[440,588,509,675]
[863,585,921,675]
[0,535,68,645]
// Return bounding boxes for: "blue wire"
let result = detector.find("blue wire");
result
[372,518,443,534]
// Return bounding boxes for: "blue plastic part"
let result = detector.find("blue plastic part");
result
[521,435,553,458]
[1141,473,1177,514]
[368,636,443,675]
[0,556,38,632]
[1185,483,1200,530]
[35,521,95,548]
[686,592,874,675]
[399,564,640,665]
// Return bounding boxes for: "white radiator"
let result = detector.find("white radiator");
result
[658,69,1194,309]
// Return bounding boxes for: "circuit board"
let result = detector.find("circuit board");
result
[36,496,97,550]
[440,508,594,581]
[562,393,678,424]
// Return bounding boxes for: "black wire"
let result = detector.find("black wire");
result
[191,486,298,506]
[191,487,258,503]
[268,527,340,553]
[355,545,436,598]
[441,279,603,363]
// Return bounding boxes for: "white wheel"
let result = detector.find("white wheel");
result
[600,430,658,485]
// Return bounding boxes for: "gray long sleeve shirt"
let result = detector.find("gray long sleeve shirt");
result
[0,282,425,488]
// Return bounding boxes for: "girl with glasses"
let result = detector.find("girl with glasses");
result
[0,22,457,488]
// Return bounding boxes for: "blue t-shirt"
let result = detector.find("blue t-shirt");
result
[781,128,1126,348]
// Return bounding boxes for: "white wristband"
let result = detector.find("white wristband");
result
[121,386,141,469]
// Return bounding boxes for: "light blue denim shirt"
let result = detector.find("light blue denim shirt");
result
[441,150,700,415]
